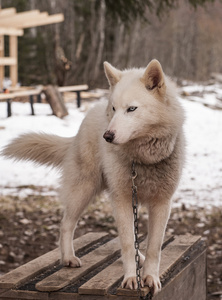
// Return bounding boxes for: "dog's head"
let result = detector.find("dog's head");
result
[103,59,184,145]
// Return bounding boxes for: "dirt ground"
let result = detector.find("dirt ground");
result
[0,188,221,299]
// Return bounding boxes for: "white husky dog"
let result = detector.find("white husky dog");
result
[2,59,185,295]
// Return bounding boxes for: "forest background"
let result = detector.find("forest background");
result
[1,0,222,88]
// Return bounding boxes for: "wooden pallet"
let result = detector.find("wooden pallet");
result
[0,232,206,300]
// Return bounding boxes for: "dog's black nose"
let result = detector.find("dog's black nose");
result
[103,130,115,143]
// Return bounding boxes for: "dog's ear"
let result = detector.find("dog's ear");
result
[104,62,122,87]
[141,59,166,95]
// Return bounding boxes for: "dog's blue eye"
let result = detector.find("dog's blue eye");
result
[127,106,137,113]
[112,107,115,112]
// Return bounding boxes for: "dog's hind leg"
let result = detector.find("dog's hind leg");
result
[59,179,97,267]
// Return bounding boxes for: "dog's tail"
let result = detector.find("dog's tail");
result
[2,133,72,168]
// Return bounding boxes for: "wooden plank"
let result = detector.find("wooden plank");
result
[19,14,64,29]
[159,235,201,277]
[0,249,60,290]
[0,88,43,100]
[78,235,173,296]
[116,235,201,297]
[0,28,24,36]
[0,8,16,17]
[9,35,17,87]
[78,238,146,296]
[10,89,42,97]
[79,258,123,296]
[1,289,49,300]
[0,232,108,290]
[0,36,3,51]
[0,35,4,90]
[78,257,148,298]
[2,12,49,29]
[0,57,17,66]
[0,12,63,29]
[58,85,88,93]
[35,237,121,292]
[50,292,109,300]
[0,10,42,26]
[8,86,42,92]
[153,250,206,300]
[50,292,106,300]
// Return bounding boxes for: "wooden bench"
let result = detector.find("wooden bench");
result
[58,84,88,108]
[0,84,88,117]
[0,88,42,117]
[0,232,206,300]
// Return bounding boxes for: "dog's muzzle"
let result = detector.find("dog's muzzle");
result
[103,130,115,143]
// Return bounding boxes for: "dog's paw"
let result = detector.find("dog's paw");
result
[62,256,82,268]
[121,276,144,290]
[143,274,161,295]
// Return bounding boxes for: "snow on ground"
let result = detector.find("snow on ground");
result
[0,87,221,209]
[175,100,222,209]
[182,82,222,108]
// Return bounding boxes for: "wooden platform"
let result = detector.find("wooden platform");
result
[0,232,206,299]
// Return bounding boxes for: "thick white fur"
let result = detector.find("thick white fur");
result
[2,59,185,295]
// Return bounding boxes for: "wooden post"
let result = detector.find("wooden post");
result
[76,91,81,108]
[29,95,35,115]
[7,99,12,117]
[0,35,4,90]
[9,35,17,87]
[37,93,41,103]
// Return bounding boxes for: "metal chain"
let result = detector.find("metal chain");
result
[131,161,152,300]
[131,161,143,300]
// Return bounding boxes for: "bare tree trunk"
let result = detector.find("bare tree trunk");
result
[93,0,106,79]
[83,0,99,82]
[75,33,85,61]
[113,21,125,66]
[65,0,75,85]
[44,85,68,118]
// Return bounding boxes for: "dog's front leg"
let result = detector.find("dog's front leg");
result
[112,196,145,290]
[143,200,171,295]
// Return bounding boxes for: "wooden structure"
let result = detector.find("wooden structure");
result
[0,232,207,300]
[0,84,89,117]
[0,7,64,89]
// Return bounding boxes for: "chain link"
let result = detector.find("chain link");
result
[131,161,152,300]
[131,161,143,299]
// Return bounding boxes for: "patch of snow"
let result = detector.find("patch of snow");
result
[182,84,205,93]
[181,83,222,108]
[174,98,222,209]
